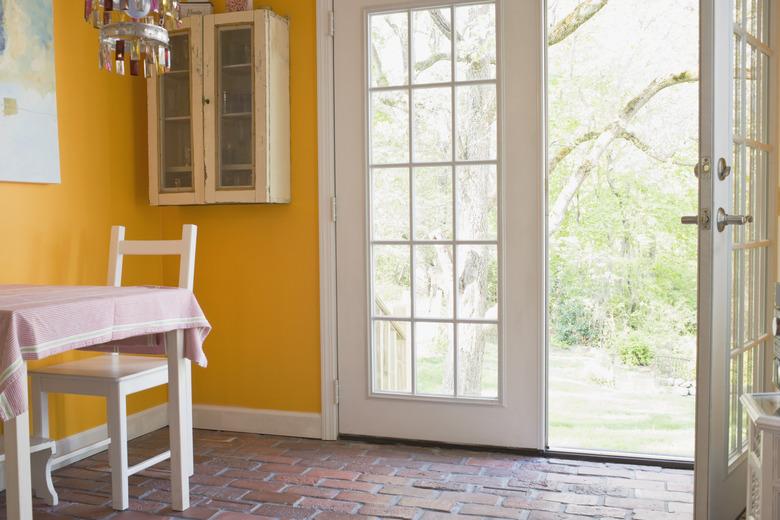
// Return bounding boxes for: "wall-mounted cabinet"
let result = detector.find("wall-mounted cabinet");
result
[148,10,290,206]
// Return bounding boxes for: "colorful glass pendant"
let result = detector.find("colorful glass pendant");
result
[84,0,182,77]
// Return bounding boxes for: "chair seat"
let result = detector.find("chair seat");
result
[29,355,167,382]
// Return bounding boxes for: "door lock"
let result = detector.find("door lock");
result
[716,208,752,232]
[681,208,711,229]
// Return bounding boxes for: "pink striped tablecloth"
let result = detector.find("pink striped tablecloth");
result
[0,285,211,421]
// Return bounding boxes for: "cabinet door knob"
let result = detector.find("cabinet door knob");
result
[203,98,211,105]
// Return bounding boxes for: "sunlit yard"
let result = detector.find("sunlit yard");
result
[548,346,695,457]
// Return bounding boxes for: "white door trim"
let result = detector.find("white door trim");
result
[317,0,339,441]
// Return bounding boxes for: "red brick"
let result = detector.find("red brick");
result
[242,490,300,505]
[298,497,360,513]
[379,485,437,499]
[306,469,360,481]
[440,491,500,505]
[428,463,482,475]
[335,490,394,506]
[284,485,340,499]
[398,497,455,512]
[156,506,221,519]
[459,504,524,519]
[357,505,417,519]
[319,479,379,492]
[253,504,316,519]
[259,463,307,474]
[230,480,286,493]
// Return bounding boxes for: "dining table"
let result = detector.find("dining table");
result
[0,284,211,519]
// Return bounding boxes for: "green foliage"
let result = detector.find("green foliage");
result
[619,340,654,367]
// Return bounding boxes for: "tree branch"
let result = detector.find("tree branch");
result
[548,0,609,46]
[548,70,698,235]
[618,130,696,167]
[549,130,600,172]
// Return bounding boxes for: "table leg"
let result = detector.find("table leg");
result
[185,360,194,477]
[5,410,33,520]
[166,330,190,511]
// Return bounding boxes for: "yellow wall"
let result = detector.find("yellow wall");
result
[0,1,166,439]
[162,0,321,414]
[0,0,321,442]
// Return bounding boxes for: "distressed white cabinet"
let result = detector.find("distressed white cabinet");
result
[742,393,780,520]
[148,10,290,206]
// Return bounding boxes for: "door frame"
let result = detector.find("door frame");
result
[317,0,547,445]
[317,0,339,441]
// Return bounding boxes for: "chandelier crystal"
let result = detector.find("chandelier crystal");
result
[84,0,182,77]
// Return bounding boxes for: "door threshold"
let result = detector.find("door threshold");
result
[339,434,693,470]
[545,447,693,470]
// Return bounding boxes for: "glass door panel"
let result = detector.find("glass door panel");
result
[217,26,254,189]
[160,33,194,192]
[368,4,500,400]
[727,0,771,464]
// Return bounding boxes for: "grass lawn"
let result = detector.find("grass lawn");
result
[548,346,695,458]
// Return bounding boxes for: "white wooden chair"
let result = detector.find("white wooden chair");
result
[28,225,197,511]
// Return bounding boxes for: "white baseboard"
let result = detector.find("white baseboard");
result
[193,405,322,439]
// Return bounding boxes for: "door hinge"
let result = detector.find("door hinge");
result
[331,195,337,223]
[334,379,340,405]
[329,11,335,37]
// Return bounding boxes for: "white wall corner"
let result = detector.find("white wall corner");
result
[193,405,322,439]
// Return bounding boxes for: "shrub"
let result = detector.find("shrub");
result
[619,340,654,367]
[552,299,601,347]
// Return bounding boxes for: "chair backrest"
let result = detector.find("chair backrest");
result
[107,225,198,290]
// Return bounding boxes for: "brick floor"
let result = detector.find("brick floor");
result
[0,429,694,519]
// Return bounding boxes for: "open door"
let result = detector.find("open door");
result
[694,0,776,518]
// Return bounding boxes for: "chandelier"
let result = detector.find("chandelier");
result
[84,0,182,77]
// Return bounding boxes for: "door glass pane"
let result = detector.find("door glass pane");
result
[368,3,500,400]
[373,245,411,318]
[371,90,410,164]
[413,167,452,241]
[415,322,454,395]
[412,8,451,85]
[456,84,497,161]
[414,244,454,319]
[373,320,411,393]
[456,165,497,241]
[372,168,410,241]
[370,12,409,88]
[457,323,498,398]
[218,26,254,189]
[454,3,496,81]
[413,87,452,162]
[160,33,193,192]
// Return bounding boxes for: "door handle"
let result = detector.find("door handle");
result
[716,207,753,232]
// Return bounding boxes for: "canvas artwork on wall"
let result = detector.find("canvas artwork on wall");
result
[0,0,60,184]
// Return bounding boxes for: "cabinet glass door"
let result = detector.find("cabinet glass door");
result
[217,25,254,190]
[160,33,194,192]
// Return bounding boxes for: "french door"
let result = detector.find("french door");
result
[695,0,776,518]
[334,0,545,447]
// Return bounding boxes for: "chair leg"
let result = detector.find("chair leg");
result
[107,387,129,511]
[30,376,49,439]
[31,446,58,506]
